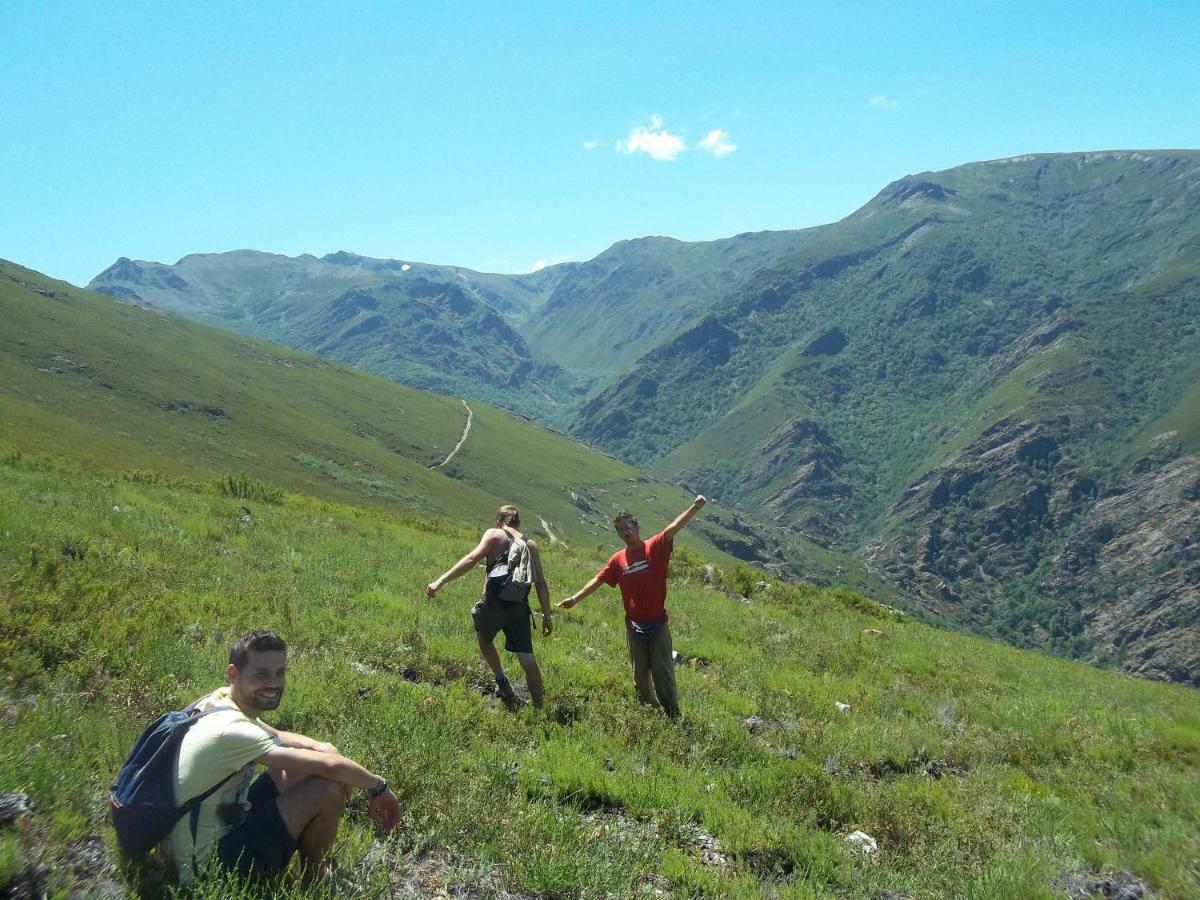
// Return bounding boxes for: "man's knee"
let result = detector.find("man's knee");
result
[276,776,345,839]
[320,777,345,805]
[295,776,345,815]
[516,652,539,672]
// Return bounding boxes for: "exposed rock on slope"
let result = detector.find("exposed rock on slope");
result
[1043,451,1200,685]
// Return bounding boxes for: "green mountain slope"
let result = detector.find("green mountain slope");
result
[86,232,814,423]
[88,250,578,420]
[573,151,1200,683]
[526,231,817,381]
[2,452,1197,898]
[0,260,783,571]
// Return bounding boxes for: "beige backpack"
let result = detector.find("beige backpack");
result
[486,528,534,602]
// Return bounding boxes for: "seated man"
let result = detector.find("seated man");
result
[160,630,400,887]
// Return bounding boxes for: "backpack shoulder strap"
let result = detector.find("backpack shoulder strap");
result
[187,769,239,840]
[489,528,514,568]
[181,703,242,841]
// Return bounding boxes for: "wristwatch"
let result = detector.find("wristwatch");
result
[367,777,388,799]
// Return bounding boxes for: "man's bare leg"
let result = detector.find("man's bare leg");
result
[274,775,346,883]
[516,652,544,709]
[476,634,516,702]
[476,634,504,677]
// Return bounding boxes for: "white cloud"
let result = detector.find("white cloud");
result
[616,116,686,161]
[698,129,736,157]
[869,95,899,110]
[582,139,602,150]
[530,254,575,273]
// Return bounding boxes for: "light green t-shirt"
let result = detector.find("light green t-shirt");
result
[160,687,280,883]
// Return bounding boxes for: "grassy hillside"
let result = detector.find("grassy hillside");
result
[1,454,1196,898]
[0,260,778,572]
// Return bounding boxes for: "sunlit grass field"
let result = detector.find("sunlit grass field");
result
[1,453,1196,898]
[0,260,777,572]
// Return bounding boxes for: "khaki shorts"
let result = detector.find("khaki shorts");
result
[472,596,534,654]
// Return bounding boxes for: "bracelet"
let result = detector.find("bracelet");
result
[367,777,388,799]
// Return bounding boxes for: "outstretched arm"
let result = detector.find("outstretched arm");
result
[558,574,605,610]
[664,495,707,540]
[528,542,554,635]
[427,531,495,597]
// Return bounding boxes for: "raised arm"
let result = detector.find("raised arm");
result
[427,530,498,597]
[664,495,707,540]
[558,574,605,610]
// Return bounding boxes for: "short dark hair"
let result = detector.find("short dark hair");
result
[613,511,638,531]
[497,505,520,527]
[229,630,287,668]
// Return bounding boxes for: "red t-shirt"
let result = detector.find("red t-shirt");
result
[597,529,673,625]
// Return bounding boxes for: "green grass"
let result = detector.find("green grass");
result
[0,260,767,570]
[1,454,1196,897]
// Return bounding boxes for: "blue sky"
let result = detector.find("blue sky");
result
[3,1,1198,286]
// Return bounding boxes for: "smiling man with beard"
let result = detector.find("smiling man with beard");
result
[159,630,400,887]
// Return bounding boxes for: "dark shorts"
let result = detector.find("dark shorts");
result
[472,596,534,654]
[215,772,297,881]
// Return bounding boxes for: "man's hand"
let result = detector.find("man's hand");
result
[368,789,401,832]
[694,495,707,508]
[557,596,578,610]
[542,612,553,636]
[425,580,442,598]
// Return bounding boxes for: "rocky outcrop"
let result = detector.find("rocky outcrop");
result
[867,415,1200,685]
[869,415,1077,621]
[744,417,854,544]
[1042,452,1200,685]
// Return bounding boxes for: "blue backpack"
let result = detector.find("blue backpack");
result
[109,705,237,858]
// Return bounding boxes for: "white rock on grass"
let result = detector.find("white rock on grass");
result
[835,701,851,713]
[844,830,878,855]
[682,823,730,868]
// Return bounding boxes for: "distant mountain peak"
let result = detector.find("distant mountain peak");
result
[878,179,958,208]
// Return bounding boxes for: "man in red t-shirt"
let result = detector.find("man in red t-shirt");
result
[558,495,707,718]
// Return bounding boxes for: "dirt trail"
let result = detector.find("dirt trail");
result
[431,400,472,469]
[538,516,558,544]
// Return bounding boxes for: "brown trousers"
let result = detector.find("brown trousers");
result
[625,621,680,718]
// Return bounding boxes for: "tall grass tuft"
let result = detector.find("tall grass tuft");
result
[215,472,284,505]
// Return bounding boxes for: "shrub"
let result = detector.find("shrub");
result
[214,472,284,505]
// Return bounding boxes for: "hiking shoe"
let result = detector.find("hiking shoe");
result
[495,677,516,704]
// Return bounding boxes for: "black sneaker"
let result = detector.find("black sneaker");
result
[495,677,516,704]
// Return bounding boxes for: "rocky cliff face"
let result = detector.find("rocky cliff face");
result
[867,416,1199,685]
[1043,445,1199,685]
[865,414,1079,618]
